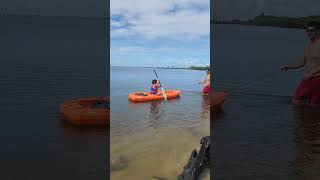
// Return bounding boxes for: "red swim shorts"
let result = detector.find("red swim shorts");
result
[202,85,210,95]
[293,76,320,104]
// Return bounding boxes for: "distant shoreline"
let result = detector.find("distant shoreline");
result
[111,66,210,71]
[211,14,320,29]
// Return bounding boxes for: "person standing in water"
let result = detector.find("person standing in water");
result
[281,21,320,106]
[201,69,210,95]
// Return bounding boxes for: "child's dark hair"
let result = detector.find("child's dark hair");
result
[152,79,157,84]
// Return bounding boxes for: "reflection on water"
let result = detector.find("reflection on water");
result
[148,101,163,128]
[292,107,320,179]
[201,95,210,120]
[0,15,108,179]
[111,67,209,179]
[60,120,107,137]
[211,110,225,123]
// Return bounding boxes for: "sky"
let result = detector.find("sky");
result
[110,0,210,67]
[0,0,108,17]
[212,0,320,20]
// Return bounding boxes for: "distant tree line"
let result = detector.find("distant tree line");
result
[212,13,320,29]
[188,66,210,71]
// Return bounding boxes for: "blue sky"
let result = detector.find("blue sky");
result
[111,0,210,67]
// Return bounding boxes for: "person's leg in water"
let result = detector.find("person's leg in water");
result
[308,76,320,107]
[292,99,306,106]
[293,78,311,106]
[201,84,210,95]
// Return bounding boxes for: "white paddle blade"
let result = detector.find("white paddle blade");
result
[162,88,167,101]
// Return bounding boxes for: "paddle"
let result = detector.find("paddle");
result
[154,69,168,101]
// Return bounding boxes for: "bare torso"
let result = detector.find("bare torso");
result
[203,74,210,86]
[304,38,320,77]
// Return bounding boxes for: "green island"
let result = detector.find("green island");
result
[187,66,210,70]
[211,13,320,29]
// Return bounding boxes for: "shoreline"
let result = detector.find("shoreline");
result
[111,66,210,71]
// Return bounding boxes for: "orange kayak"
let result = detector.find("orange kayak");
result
[128,90,181,102]
[211,91,228,109]
[60,97,109,126]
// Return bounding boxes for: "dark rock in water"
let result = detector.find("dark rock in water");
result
[198,168,210,180]
[312,147,320,153]
[111,156,129,171]
[177,136,210,180]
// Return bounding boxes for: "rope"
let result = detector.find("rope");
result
[191,82,201,86]
[226,69,282,92]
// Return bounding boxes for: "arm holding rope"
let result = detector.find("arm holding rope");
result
[281,57,306,72]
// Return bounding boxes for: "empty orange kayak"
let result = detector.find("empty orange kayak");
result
[211,91,228,109]
[60,97,109,126]
[128,90,181,102]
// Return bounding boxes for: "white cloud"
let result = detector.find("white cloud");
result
[111,44,209,67]
[111,44,208,57]
[179,58,209,67]
[160,57,210,67]
[111,0,210,39]
[111,45,147,55]
[110,20,126,28]
[110,28,135,38]
[111,0,209,16]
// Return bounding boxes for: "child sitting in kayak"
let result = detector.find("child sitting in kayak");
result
[151,79,162,95]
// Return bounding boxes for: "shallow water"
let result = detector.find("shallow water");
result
[110,67,210,179]
[0,15,108,179]
[212,24,320,179]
